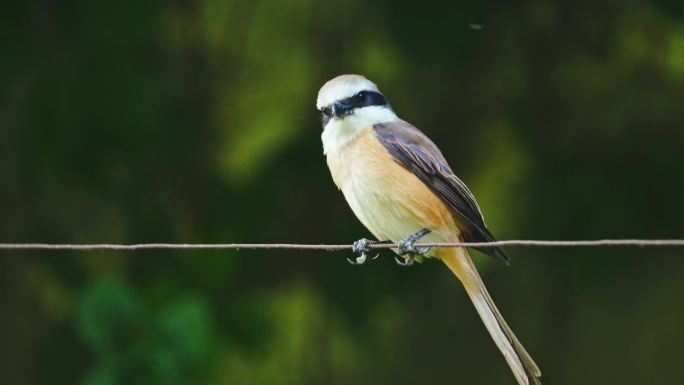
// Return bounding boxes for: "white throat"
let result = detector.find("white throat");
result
[321,106,399,154]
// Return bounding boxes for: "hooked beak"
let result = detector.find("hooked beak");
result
[331,101,354,117]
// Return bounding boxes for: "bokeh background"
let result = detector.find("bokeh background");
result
[2,1,684,384]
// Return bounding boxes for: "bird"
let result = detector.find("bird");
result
[316,74,541,385]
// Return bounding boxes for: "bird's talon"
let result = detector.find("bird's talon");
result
[352,238,371,254]
[347,254,368,265]
[394,229,431,267]
[396,228,431,257]
[416,246,431,255]
[349,238,377,265]
[394,255,415,267]
[397,243,430,257]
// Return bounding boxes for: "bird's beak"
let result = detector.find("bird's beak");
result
[332,101,354,117]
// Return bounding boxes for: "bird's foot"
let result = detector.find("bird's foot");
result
[394,229,431,267]
[348,238,381,266]
[394,254,416,267]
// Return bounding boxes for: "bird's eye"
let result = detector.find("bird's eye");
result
[355,91,367,101]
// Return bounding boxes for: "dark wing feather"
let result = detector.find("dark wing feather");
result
[373,121,510,264]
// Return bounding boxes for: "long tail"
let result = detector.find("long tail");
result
[440,247,542,385]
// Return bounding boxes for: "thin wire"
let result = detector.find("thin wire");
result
[1,239,684,251]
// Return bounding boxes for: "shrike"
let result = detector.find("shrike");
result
[317,74,541,385]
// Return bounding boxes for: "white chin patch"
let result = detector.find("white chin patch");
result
[321,106,399,154]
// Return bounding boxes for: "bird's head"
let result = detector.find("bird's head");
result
[316,74,397,129]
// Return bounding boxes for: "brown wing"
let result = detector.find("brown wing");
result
[373,120,510,264]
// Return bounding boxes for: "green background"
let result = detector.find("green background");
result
[2,1,684,384]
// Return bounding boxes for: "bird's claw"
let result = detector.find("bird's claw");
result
[394,229,431,267]
[394,255,415,267]
[397,240,431,256]
[347,254,378,265]
[348,238,379,266]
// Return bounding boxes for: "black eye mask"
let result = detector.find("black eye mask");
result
[319,90,389,127]
[345,90,387,110]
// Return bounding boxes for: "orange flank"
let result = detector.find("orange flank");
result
[326,126,460,252]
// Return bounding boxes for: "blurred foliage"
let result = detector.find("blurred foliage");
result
[76,278,213,385]
[1,0,684,384]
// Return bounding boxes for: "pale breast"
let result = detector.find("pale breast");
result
[326,127,459,244]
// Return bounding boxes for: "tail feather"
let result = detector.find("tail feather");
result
[441,247,541,385]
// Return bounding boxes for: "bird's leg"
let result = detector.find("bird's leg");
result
[348,239,390,265]
[395,229,431,267]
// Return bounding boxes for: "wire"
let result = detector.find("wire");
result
[1,239,684,251]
